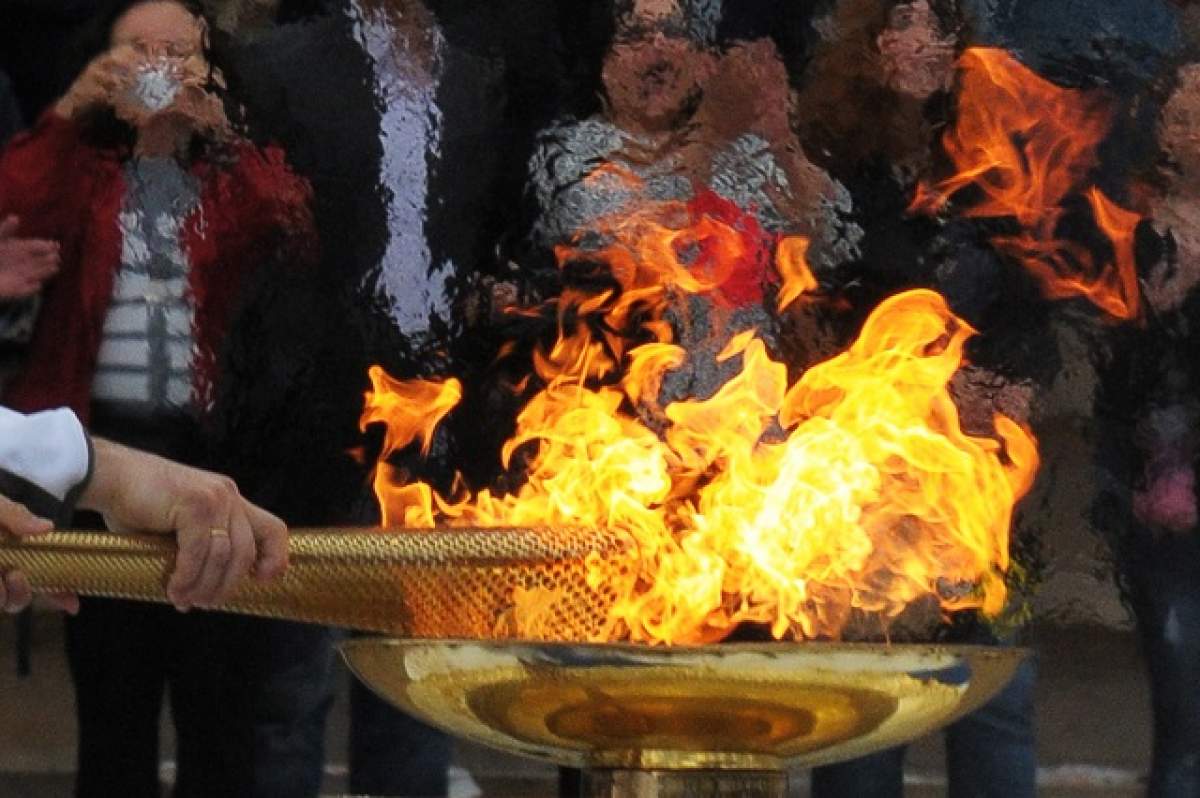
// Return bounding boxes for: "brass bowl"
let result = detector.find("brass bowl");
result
[339,639,1027,771]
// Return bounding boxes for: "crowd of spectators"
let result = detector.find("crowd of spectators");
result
[0,2,1197,797]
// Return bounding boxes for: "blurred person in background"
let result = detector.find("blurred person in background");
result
[0,50,64,688]
[769,1,1044,795]
[1094,54,1200,798]
[0,67,59,320]
[0,1,317,795]
[0,68,60,385]
[211,0,567,792]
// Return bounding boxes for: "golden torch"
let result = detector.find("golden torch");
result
[0,526,629,639]
[0,526,1026,798]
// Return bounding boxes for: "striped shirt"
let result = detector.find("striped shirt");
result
[92,157,199,413]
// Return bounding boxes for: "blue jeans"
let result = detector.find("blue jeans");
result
[330,631,453,797]
[248,627,453,798]
[246,624,451,792]
[1122,533,1200,798]
[810,647,1037,798]
[249,621,339,798]
[349,671,453,796]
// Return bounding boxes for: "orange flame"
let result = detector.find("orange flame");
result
[912,47,1141,320]
[776,236,817,312]
[362,201,1037,644]
[360,366,462,527]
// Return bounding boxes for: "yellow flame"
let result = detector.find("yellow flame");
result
[361,366,461,527]
[363,200,1037,644]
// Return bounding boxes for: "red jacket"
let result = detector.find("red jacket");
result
[0,111,315,422]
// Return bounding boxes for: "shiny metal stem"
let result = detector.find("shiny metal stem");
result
[582,769,788,798]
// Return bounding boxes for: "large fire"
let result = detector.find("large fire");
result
[361,195,1038,645]
[911,47,1141,321]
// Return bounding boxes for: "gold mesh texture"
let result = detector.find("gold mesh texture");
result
[0,528,632,641]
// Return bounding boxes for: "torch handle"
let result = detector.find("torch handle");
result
[0,530,178,602]
[0,527,627,639]
[0,528,412,634]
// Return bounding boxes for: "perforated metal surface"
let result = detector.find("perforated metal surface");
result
[0,528,633,640]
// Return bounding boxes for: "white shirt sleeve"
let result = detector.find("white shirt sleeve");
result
[0,406,92,502]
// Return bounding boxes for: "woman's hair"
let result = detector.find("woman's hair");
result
[63,0,239,157]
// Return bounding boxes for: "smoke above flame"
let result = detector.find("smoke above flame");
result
[912,47,1141,321]
[361,192,1038,645]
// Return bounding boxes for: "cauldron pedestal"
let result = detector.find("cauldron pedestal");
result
[581,769,786,797]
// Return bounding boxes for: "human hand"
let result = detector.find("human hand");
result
[0,216,60,299]
[0,493,50,611]
[0,570,32,614]
[171,76,231,138]
[80,439,288,611]
[0,493,78,614]
[129,56,231,156]
[134,84,231,157]
[55,46,141,120]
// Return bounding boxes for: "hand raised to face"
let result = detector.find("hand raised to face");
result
[55,0,228,143]
[55,45,143,121]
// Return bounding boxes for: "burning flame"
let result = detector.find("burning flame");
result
[363,197,1037,644]
[359,367,461,527]
[912,47,1141,320]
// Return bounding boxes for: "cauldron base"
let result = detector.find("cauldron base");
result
[582,768,786,798]
[338,638,1027,791]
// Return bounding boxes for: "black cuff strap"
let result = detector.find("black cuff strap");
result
[0,469,63,525]
[59,433,96,524]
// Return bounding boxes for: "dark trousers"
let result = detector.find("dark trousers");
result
[244,626,452,798]
[67,604,339,798]
[348,676,452,797]
[344,632,453,797]
[1123,533,1200,798]
[810,645,1038,798]
[67,413,260,797]
[65,599,257,798]
[251,621,337,798]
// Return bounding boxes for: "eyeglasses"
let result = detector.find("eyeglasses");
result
[121,39,200,58]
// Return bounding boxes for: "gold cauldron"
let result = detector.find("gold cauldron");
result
[342,638,1025,796]
[0,528,1027,797]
